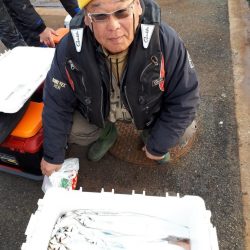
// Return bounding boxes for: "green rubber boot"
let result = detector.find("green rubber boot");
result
[87,122,117,162]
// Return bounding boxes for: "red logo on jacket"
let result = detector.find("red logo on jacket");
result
[65,67,75,91]
[159,55,165,91]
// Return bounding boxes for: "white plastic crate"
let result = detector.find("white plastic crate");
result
[22,188,219,250]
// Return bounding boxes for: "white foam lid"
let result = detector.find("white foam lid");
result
[0,46,55,113]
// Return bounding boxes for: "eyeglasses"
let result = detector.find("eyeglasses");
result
[87,0,135,22]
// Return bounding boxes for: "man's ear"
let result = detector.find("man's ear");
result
[84,15,94,32]
[84,15,91,27]
[136,0,143,15]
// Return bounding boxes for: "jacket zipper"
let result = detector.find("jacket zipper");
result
[68,60,105,127]
[100,86,105,127]
[124,86,135,123]
[81,75,87,93]
[68,60,87,93]
[142,93,162,111]
[139,55,159,91]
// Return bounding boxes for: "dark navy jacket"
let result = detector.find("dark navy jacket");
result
[43,1,199,164]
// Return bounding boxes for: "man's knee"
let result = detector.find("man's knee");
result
[68,111,102,146]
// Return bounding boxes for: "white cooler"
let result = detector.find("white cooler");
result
[22,188,219,250]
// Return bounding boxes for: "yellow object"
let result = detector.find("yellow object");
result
[78,0,92,8]
[11,102,44,138]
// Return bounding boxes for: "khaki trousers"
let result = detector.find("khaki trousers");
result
[68,111,197,148]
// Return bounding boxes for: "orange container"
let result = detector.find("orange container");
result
[52,28,69,44]
[11,102,43,138]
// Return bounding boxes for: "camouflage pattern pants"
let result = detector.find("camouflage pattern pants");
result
[0,0,26,49]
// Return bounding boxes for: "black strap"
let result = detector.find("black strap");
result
[0,100,30,144]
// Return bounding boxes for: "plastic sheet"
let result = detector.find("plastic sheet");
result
[42,158,79,193]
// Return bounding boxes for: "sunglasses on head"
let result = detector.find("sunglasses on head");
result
[87,0,135,22]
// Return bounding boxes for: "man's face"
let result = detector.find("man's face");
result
[85,0,142,54]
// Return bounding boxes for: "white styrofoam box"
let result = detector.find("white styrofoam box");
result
[0,46,55,113]
[22,188,219,250]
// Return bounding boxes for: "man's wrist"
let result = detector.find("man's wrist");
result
[145,144,168,157]
[43,153,64,165]
[36,22,46,34]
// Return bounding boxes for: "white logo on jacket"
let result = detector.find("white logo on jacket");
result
[141,24,155,49]
[71,28,83,52]
[52,78,66,90]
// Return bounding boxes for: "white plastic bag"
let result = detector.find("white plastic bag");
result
[42,158,79,193]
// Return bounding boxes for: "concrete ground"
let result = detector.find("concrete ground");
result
[0,0,249,249]
[229,0,250,247]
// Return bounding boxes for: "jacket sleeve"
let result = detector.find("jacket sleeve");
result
[146,24,200,156]
[42,36,77,164]
[59,0,80,17]
[4,0,46,34]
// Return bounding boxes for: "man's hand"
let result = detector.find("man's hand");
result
[41,158,62,176]
[142,146,164,161]
[39,27,58,47]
